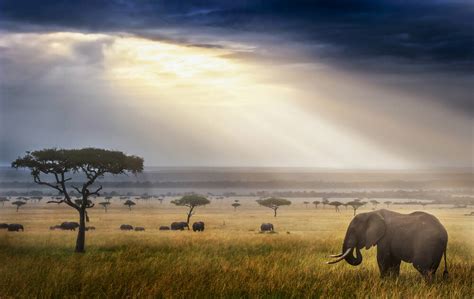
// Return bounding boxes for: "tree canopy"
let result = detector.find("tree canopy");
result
[256,197,291,217]
[171,195,210,208]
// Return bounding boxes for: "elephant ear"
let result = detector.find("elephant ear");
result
[364,213,386,249]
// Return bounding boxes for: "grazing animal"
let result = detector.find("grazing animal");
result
[7,224,24,232]
[60,222,80,231]
[260,223,274,232]
[134,227,145,231]
[192,221,205,232]
[85,226,96,231]
[0,223,9,229]
[159,226,170,230]
[120,224,134,231]
[327,209,448,282]
[170,222,189,230]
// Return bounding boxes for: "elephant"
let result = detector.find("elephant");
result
[120,224,134,231]
[60,222,80,231]
[327,209,448,281]
[171,222,189,230]
[260,223,274,232]
[192,221,205,232]
[159,226,170,230]
[134,227,145,231]
[0,223,9,229]
[8,224,24,232]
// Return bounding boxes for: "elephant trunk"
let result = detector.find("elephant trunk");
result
[344,246,362,266]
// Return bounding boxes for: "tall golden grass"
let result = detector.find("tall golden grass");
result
[0,198,472,298]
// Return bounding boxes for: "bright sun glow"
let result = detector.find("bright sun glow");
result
[0,31,413,168]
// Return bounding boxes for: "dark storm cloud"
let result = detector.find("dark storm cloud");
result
[1,0,472,73]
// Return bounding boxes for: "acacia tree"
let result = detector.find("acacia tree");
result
[347,200,366,216]
[12,148,143,253]
[370,199,380,209]
[171,195,210,227]
[256,197,291,217]
[99,201,111,212]
[231,202,241,211]
[329,201,343,212]
[0,197,9,207]
[322,198,329,209]
[124,199,136,211]
[12,200,26,212]
[313,200,320,209]
[384,201,392,208]
[303,201,310,208]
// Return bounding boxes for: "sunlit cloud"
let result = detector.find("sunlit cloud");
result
[0,32,470,168]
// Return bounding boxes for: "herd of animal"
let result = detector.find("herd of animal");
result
[0,223,24,231]
[1,209,451,281]
[0,221,274,233]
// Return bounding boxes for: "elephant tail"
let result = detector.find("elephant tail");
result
[442,249,448,279]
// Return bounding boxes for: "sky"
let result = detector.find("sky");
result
[0,1,472,169]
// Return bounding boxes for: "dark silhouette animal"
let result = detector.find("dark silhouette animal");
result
[60,222,80,231]
[134,227,145,231]
[159,226,170,230]
[120,224,134,231]
[0,223,9,229]
[327,209,448,282]
[85,226,96,231]
[260,223,274,232]
[192,221,205,232]
[8,224,24,232]
[170,222,189,230]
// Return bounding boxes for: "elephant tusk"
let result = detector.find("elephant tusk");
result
[329,253,344,258]
[326,248,352,264]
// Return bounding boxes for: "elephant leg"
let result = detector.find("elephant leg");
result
[377,250,401,278]
[413,250,443,283]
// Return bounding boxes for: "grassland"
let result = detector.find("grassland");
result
[0,198,472,298]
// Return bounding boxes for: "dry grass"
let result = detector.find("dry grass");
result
[0,198,472,298]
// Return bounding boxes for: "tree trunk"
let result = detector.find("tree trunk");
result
[186,206,194,229]
[273,208,277,217]
[75,209,86,253]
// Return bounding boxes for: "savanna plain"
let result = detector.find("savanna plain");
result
[0,198,472,298]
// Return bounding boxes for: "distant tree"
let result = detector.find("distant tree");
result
[124,199,136,211]
[322,198,329,209]
[231,202,241,211]
[12,200,26,212]
[104,196,113,203]
[370,200,380,209]
[347,200,366,216]
[313,200,320,209]
[31,196,43,203]
[171,195,210,227]
[384,201,392,208]
[420,202,429,209]
[329,201,343,212]
[256,197,291,217]
[0,197,9,207]
[303,201,310,208]
[12,148,143,253]
[99,201,111,212]
[158,198,164,204]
